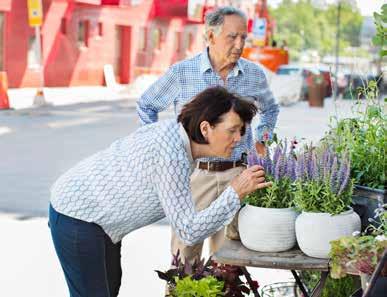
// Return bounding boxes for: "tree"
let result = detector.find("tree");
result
[269,0,363,60]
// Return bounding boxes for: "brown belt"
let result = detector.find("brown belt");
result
[197,160,245,172]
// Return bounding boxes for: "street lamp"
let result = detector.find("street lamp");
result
[333,0,342,101]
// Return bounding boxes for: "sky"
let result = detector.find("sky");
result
[268,0,385,16]
[354,0,385,16]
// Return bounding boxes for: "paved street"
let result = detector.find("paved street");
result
[0,93,359,296]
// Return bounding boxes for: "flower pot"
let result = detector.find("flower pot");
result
[239,205,298,252]
[352,185,386,231]
[358,274,387,297]
[295,209,361,259]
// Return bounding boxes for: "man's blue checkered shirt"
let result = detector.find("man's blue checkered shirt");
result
[137,48,279,161]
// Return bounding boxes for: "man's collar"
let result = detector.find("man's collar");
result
[200,48,213,74]
[200,47,244,76]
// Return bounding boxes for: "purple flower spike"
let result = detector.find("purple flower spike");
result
[330,157,338,193]
[264,150,272,176]
[273,146,282,169]
[274,155,282,181]
[296,155,305,180]
[287,155,297,182]
[247,152,259,166]
[311,153,319,181]
[338,160,351,195]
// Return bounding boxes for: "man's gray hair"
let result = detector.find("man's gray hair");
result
[205,6,247,36]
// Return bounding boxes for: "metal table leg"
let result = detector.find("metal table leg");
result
[240,266,260,297]
[291,270,310,297]
[310,271,329,297]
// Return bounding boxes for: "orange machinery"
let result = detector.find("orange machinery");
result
[242,0,289,72]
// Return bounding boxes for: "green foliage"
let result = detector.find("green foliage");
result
[293,179,353,215]
[244,176,295,208]
[172,276,224,297]
[322,81,386,189]
[269,0,363,58]
[156,252,259,297]
[299,271,358,297]
[372,4,387,57]
[329,205,387,279]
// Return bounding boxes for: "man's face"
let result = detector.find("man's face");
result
[208,15,248,66]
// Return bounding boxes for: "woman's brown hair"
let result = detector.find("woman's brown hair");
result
[178,86,258,144]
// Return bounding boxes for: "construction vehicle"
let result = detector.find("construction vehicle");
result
[242,0,289,72]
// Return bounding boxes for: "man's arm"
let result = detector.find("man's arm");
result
[136,66,180,125]
[253,68,280,145]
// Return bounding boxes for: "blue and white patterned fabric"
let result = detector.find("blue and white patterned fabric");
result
[137,48,279,162]
[50,120,241,244]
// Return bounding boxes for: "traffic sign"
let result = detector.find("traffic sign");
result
[27,0,43,27]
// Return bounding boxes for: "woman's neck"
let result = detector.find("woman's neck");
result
[190,140,212,160]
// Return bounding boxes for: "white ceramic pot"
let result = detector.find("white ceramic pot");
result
[295,209,361,259]
[238,204,298,252]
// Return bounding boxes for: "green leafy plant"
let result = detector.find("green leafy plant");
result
[172,276,224,297]
[322,81,386,190]
[372,4,386,57]
[244,140,297,208]
[329,204,387,279]
[293,145,353,215]
[321,3,386,190]
[299,271,358,297]
[156,251,259,297]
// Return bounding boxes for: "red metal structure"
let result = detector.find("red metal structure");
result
[242,0,289,72]
[1,0,211,87]
[0,0,285,88]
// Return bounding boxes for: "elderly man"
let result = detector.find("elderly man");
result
[137,6,279,262]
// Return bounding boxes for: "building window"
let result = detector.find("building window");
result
[78,20,89,48]
[98,22,103,37]
[175,31,181,52]
[61,18,67,35]
[139,27,147,51]
[152,28,161,50]
[0,13,4,70]
[27,36,40,69]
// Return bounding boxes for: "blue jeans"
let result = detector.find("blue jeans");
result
[49,204,122,297]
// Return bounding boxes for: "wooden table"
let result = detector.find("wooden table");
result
[213,239,330,297]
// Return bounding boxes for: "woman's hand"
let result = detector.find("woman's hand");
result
[230,165,272,200]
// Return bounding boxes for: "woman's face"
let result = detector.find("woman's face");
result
[201,110,244,158]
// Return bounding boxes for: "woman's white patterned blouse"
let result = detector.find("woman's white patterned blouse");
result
[50,120,241,244]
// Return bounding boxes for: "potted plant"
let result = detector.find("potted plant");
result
[321,80,386,230]
[238,140,299,252]
[156,251,259,297]
[329,204,387,292]
[294,145,361,259]
[321,1,386,228]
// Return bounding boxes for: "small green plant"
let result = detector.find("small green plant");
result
[156,251,259,296]
[322,80,386,190]
[322,4,386,190]
[293,145,353,215]
[299,271,358,297]
[329,204,387,279]
[172,276,224,297]
[244,140,297,208]
[372,4,386,57]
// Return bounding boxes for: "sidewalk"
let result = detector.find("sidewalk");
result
[1,214,294,297]
[7,86,133,110]
[7,75,159,110]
